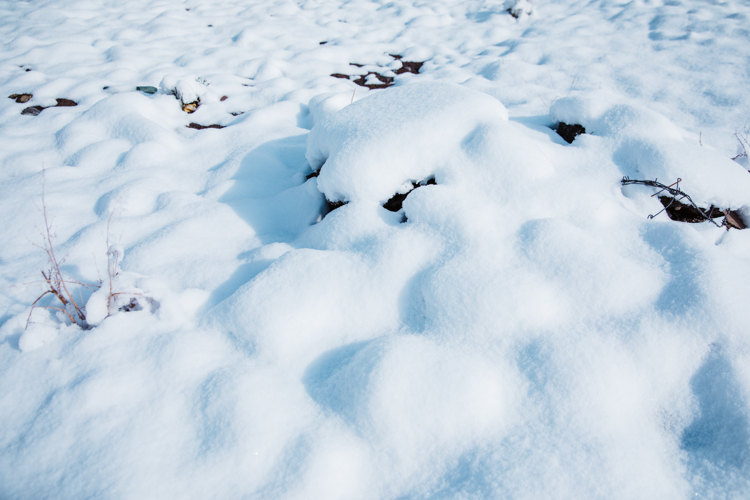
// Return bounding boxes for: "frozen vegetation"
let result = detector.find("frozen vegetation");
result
[1,0,750,498]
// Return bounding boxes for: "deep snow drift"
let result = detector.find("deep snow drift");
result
[2,0,750,498]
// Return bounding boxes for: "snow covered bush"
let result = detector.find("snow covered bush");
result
[27,194,93,330]
[26,197,151,336]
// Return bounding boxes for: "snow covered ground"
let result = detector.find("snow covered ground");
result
[2,0,750,497]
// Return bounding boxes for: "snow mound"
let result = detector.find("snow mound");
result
[551,95,750,208]
[306,82,508,204]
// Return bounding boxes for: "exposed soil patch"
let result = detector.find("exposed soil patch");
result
[390,54,423,75]
[187,122,224,130]
[20,98,78,116]
[310,170,436,222]
[353,72,394,90]
[658,195,746,229]
[658,196,722,222]
[8,93,32,103]
[622,177,747,230]
[320,199,347,220]
[383,177,436,212]
[555,122,586,144]
[330,53,425,89]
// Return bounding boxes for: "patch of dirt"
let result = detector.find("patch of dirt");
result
[383,177,436,212]
[330,53,425,90]
[310,170,436,223]
[353,72,394,90]
[390,54,423,75]
[658,196,722,223]
[321,199,347,220]
[555,122,586,144]
[659,196,746,229]
[622,176,746,230]
[187,122,224,130]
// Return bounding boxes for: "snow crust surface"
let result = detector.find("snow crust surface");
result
[2,0,750,498]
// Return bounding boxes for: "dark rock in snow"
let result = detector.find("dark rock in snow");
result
[55,98,77,107]
[136,86,158,95]
[20,98,77,115]
[21,105,45,116]
[556,122,586,143]
[8,93,32,103]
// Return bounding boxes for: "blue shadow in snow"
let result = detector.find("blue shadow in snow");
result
[205,257,275,309]
[210,134,324,307]
[640,223,702,316]
[681,345,750,469]
[194,369,235,458]
[302,339,384,426]
[219,134,323,244]
[397,268,430,333]
[400,448,498,499]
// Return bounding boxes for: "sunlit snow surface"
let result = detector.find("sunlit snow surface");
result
[1,0,750,498]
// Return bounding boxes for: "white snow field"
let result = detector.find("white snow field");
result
[2,0,750,497]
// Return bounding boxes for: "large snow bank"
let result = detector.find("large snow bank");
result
[209,82,750,497]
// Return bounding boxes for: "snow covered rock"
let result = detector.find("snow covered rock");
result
[306,82,509,204]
